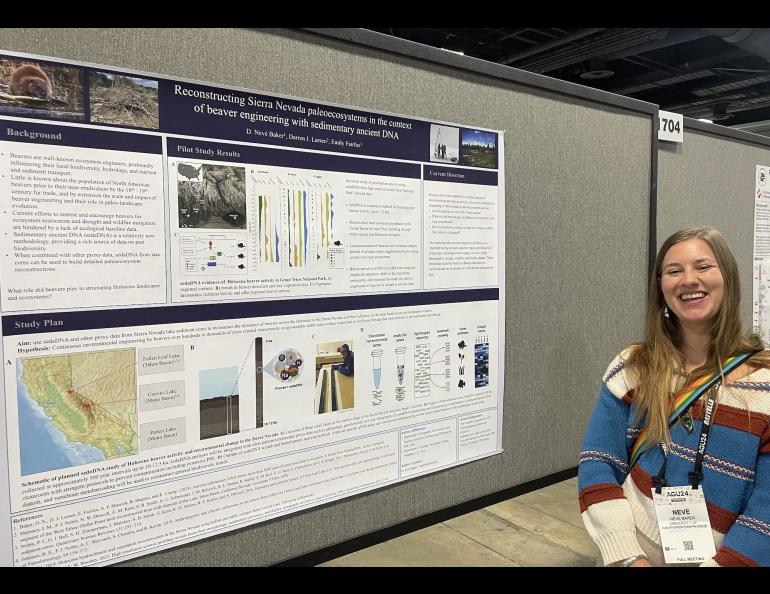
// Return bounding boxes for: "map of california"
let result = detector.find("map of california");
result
[19,349,138,468]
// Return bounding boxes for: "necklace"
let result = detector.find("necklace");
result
[681,410,694,433]
[675,367,695,433]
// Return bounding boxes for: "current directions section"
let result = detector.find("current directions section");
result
[423,166,499,290]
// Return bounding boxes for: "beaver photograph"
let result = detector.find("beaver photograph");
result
[8,64,52,100]
[0,56,84,121]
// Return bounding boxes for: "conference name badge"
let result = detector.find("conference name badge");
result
[652,486,716,564]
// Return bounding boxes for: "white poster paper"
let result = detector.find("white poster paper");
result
[0,50,505,566]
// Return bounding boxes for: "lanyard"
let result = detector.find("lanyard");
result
[653,441,668,494]
[628,351,758,470]
[652,383,718,492]
[689,382,719,489]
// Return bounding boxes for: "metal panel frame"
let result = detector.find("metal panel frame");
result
[685,117,770,147]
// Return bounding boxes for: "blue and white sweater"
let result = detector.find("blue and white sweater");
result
[578,348,770,567]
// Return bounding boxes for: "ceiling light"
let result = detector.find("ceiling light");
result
[580,69,615,80]
[441,48,464,56]
[711,103,733,121]
[697,118,714,123]
[580,58,614,80]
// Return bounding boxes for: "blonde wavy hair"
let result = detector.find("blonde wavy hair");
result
[626,227,767,447]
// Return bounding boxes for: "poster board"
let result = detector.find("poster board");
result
[0,49,505,566]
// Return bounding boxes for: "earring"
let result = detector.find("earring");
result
[664,306,670,319]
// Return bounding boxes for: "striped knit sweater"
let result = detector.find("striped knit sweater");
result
[578,348,770,567]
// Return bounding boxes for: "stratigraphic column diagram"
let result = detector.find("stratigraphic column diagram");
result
[257,191,281,266]
[314,189,341,268]
[249,173,281,274]
[254,337,264,428]
[284,188,308,268]
[251,174,341,274]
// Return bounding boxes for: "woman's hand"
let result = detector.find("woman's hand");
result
[629,557,653,567]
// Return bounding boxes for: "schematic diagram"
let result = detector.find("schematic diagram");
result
[414,341,450,398]
[180,235,247,275]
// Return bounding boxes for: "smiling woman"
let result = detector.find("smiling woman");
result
[578,227,770,567]
[660,238,725,335]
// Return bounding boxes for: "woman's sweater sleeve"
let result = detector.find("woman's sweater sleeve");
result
[578,352,646,565]
[704,423,770,567]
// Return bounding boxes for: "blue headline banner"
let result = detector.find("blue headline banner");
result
[423,165,498,185]
[167,137,421,178]
[159,80,430,162]
[0,120,162,154]
[3,289,499,336]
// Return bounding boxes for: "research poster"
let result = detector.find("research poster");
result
[0,51,505,566]
[754,164,770,342]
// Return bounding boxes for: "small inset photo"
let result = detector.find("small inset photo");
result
[178,162,203,183]
[90,71,159,129]
[315,341,354,414]
[429,124,459,164]
[0,56,85,121]
[199,366,240,440]
[266,347,304,383]
[178,164,247,229]
[460,129,497,169]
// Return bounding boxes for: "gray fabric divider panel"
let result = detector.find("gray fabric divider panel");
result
[658,124,770,330]
[0,28,651,566]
